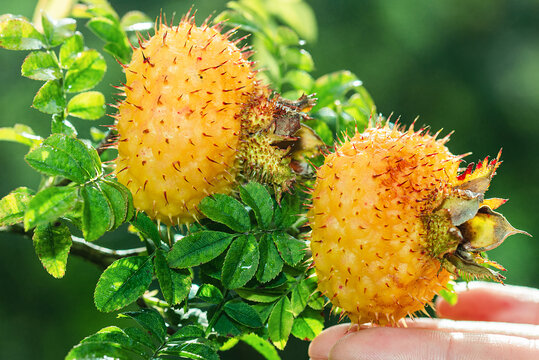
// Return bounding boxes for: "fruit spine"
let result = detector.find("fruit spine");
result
[309,121,528,325]
[113,13,315,225]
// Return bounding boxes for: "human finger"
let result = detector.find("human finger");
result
[436,281,539,325]
[326,326,538,360]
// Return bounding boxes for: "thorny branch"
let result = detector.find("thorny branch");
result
[1,224,146,269]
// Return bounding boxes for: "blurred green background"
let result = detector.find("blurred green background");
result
[0,0,537,359]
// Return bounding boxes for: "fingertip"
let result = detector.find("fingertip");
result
[309,323,358,360]
[436,281,539,324]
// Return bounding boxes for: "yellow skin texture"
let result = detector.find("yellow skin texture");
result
[309,124,462,325]
[115,20,258,225]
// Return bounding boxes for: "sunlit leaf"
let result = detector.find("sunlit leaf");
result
[67,91,106,120]
[291,308,324,341]
[24,186,79,230]
[32,80,65,114]
[0,187,34,226]
[81,182,114,241]
[241,333,281,360]
[33,221,72,278]
[21,51,62,80]
[59,32,84,69]
[268,296,293,350]
[64,49,106,92]
[41,13,76,47]
[26,133,101,183]
[196,283,223,304]
[0,15,46,50]
[120,11,152,31]
[0,124,42,147]
[94,256,153,312]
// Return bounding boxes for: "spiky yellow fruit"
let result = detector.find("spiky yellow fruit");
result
[309,121,526,325]
[114,14,316,225]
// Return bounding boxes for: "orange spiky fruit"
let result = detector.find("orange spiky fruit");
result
[309,121,528,325]
[114,13,316,225]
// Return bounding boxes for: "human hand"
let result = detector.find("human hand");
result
[309,281,539,360]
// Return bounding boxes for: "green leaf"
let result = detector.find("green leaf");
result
[26,134,101,182]
[66,341,145,360]
[154,249,192,306]
[282,48,314,72]
[124,326,156,353]
[199,194,251,232]
[268,296,293,350]
[257,234,284,283]
[81,182,114,241]
[32,222,72,278]
[0,187,34,226]
[213,313,243,337]
[314,70,364,109]
[0,15,46,50]
[59,32,84,69]
[291,279,311,316]
[169,325,205,341]
[252,303,275,323]
[64,49,106,92]
[94,256,153,312]
[291,308,324,341]
[51,114,77,136]
[120,11,153,31]
[103,41,131,64]
[21,51,61,81]
[32,80,65,114]
[87,17,125,44]
[130,212,161,245]
[24,186,79,230]
[196,283,223,304]
[236,287,286,303]
[272,232,305,266]
[239,182,273,229]
[99,179,133,230]
[241,333,281,360]
[284,70,314,92]
[0,123,42,147]
[268,0,317,42]
[41,14,76,47]
[224,301,263,328]
[160,342,219,360]
[78,326,153,357]
[67,91,106,120]
[221,234,259,289]
[305,119,333,145]
[304,276,324,310]
[167,231,234,269]
[121,308,166,344]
